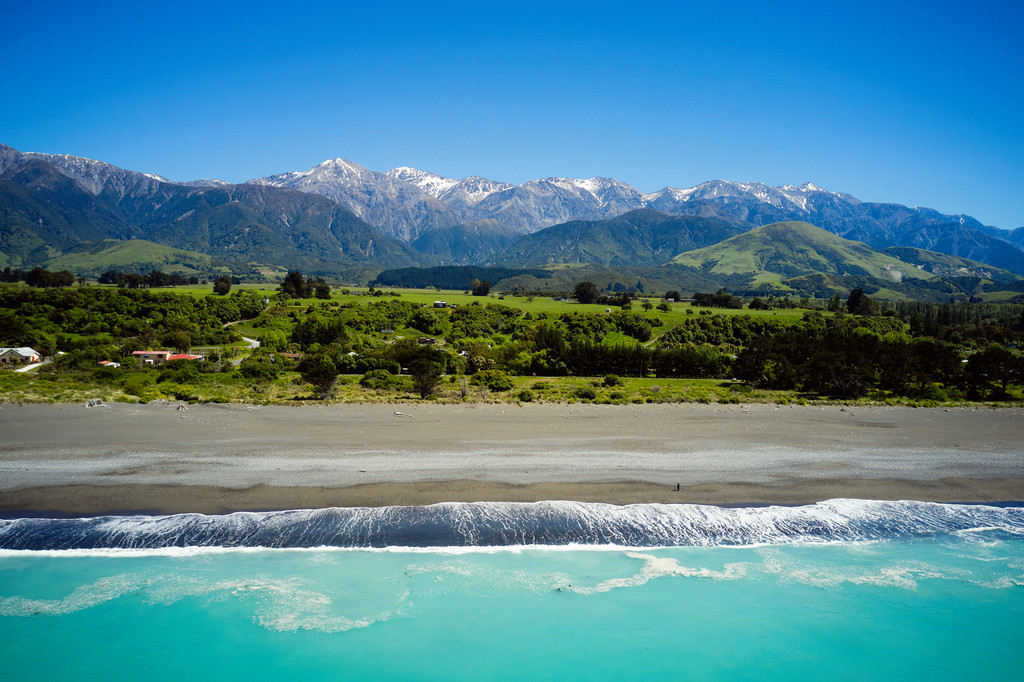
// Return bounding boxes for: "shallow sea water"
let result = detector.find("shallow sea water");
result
[1,501,1022,680]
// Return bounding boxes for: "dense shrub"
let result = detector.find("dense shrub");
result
[238,356,281,381]
[360,368,400,390]
[472,369,514,392]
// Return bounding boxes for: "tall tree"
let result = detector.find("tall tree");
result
[280,271,312,298]
[573,281,600,304]
[213,276,232,295]
[847,288,876,316]
[299,353,339,399]
[313,280,331,299]
[408,358,443,398]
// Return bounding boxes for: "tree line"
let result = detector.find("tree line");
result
[3,277,1022,403]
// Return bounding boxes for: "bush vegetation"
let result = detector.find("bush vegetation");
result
[0,282,1022,406]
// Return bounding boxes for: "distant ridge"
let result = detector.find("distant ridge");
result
[3,141,1024,288]
[492,209,745,267]
[0,144,421,275]
[672,221,937,283]
[246,156,1024,274]
[668,221,1020,298]
[411,220,522,265]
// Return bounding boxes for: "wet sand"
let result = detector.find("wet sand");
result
[1,402,1022,514]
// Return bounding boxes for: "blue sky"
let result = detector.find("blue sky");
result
[3,1,1022,227]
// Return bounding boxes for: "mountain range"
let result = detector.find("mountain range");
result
[2,142,1023,302]
[247,158,1024,275]
[0,145,419,276]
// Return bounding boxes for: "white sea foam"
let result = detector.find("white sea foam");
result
[564,551,751,595]
[0,568,414,633]
[0,573,144,616]
[2,500,1022,552]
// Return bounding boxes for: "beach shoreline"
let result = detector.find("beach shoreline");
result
[1,402,1022,515]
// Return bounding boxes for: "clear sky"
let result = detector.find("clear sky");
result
[3,1,1022,227]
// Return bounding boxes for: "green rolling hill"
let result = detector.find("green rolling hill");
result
[494,209,745,267]
[44,239,232,277]
[671,221,937,285]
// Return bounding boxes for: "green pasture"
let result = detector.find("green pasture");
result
[5,367,1014,409]
[84,281,823,325]
[327,288,817,322]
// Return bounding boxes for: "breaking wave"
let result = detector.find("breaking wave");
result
[1,499,1022,551]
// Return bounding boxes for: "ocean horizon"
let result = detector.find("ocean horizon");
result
[2,499,1022,680]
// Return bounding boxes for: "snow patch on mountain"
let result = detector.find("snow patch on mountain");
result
[386,167,514,205]
[249,159,457,242]
[385,167,460,196]
[179,178,232,188]
[23,152,168,196]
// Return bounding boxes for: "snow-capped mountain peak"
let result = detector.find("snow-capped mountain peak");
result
[385,166,461,197]
[22,151,168,196]
[306,158,374,181]
[386,166,514,205]
[249,159,459,242]
[249,157,378,189]
[179,178,232,188]
[455,175,514,201]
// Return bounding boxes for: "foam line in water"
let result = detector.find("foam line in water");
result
[1,499,1022,551]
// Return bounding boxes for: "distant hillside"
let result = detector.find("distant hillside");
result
[881,246,1021,284]
[371,265,551,290]
[0,158,136,267]
[663,220,1014,300]
[490,263,730,297]
[0,144,422,275]
[672,221,935,284]
[44,239,232,277]
[411,220,523,265]
[494,209,745,267]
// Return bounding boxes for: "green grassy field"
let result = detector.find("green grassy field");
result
[327,288,816,322]
[4,367,1016,409]
[45,240,232,276]
[133,282,817,320]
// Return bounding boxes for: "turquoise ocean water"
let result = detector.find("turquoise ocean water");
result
[1,500,1022,680]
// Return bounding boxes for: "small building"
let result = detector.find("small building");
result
[132,350,171,366]
[433,301,449,308]
[166,353,205,362]
[418,337,436,345]
[98,360,121,368]
[0,347,40,366]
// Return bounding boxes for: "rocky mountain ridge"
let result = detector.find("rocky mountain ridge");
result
[246,158,1023,274]
[0,144,419,275]
[4,143,1024,276]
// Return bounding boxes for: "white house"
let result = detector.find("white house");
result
[0,347,41,366]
